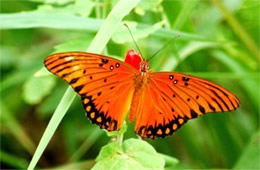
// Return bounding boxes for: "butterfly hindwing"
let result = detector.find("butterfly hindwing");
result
[44,52,137,131]
[45,51,240,139]
[135,72,240,139]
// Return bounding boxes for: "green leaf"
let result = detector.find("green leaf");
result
[93,139,165,170]
[0,150,29,169]
[40,0,74,5]
[233,131,260,169]
[160,41,219,71]
[112,21,164,43]
[53,36,93,53]
[0,12,102,30]
[135,0,162,15]
[173,0,200,30]
[54,160,95,169]
[95,142,123,161]
[0,101,36,155]
[0,13,211,42]
[0,46,19,69]
[36,0,94,17]
[159,153,179,169]
[23,75,56,105]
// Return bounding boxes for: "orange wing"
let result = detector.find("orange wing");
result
[44,52,138,131]
[135,72,240,139]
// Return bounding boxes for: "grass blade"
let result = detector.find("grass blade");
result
[212,0,259,59]
[173,0,200,29]
[27,87,76,170]
[0,101,36,155]
[0,13,217,42]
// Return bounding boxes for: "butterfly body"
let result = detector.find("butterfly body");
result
[44,50,239,139]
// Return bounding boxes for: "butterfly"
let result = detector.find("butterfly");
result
[44,49,240,139]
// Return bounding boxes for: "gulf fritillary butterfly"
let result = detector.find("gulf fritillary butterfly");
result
[44,49,240,139]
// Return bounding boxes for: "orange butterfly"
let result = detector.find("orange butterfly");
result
[44,50,240,139]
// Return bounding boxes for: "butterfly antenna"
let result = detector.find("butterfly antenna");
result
[147,34,180,61]
[124,23,144,59]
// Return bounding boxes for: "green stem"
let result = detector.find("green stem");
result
[173,0,199,30]
[69,128,103,162]
[0,100,36,155]
[95,0,101,19]
[0,150,29,169]
[212,0,259,59]
[28,87,76,170]
[117,134,124,146]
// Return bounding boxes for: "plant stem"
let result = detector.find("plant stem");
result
[212,0,259,59]
[117,134,124,146]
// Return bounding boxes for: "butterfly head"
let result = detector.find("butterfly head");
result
[140,60,149,73]
[125,49,142,70]
[125,49,149,72]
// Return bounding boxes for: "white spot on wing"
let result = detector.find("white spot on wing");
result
[65,56,74,61]
[73,66,79,70]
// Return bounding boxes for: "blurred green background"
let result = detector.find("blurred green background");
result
[0,0,259,169]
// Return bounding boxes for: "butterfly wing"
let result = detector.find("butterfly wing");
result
[44,52,138,131]
[135,72,240,139]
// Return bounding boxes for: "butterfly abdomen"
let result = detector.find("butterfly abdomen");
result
[129,72,150,122]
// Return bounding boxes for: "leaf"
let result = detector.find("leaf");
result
[135,0,162,15]
[23,75,56,105]
[233,131,260,169]
[0,101,36,155]
[161,0,181,27]
[172,0,200,30]
[160,41,219,71]
[42,0,73,5]
[0,12,102,31]
[0,46,19,69]
[93,139,165,170]
[112,21,164,43]
[0,13,211,42]
[53,36,93,53]
[37,84,67,118]
[36,0,94,17]
[0,150,29,169]
[159,153,179,169]
[54,160,95,169]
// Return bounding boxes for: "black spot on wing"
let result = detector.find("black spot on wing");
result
[199,105,206,114]
[190,109,198,118]
[70,77,79,84]
[208,103,216,112]
[102,58,108,64]
[182,77,189,81]
[75,85,84,93]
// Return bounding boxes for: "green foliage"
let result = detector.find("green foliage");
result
[0,0,259,169]
[135,0,162,15]
[234,131,260,169]
[36,0,94,17]
[23,76,56,104]
[112,21,164,43]
[93,139,165,170]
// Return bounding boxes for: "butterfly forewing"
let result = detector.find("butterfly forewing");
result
[44,52,138,131]
[44,51,240,139]
[134,72,240,139]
